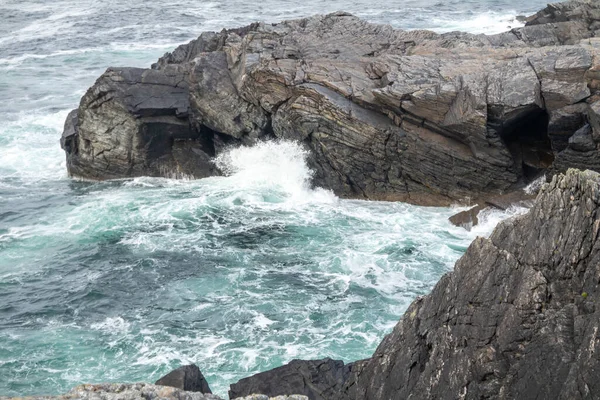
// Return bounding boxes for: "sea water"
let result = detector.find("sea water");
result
[0,0,547,396]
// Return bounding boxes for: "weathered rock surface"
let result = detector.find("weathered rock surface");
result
[0,383,223,400]
[155,364,212,393]
[335,169,600,399]
[228,358,355,400]
[0,384,307,400]
[62,0,600,205]
[232,396,308,400]
[448,204,487,230]
[62,67,219,180]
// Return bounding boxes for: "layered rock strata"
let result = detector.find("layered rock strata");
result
[335,169,600,399]
[226,169,600,399]
[62,0,600,205]
[229,358,355,400]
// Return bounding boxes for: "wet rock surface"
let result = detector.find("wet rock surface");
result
[337,169,600,399]
[449,189,536,230]
[62,0,600,205]
[155,364,212,394]
[448,204,486,230]
[228,358,355,400]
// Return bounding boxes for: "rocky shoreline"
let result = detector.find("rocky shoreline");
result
[25,0,600,399]
[8,169,600,398]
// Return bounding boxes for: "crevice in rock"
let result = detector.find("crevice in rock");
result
[262,113,278,141]
[198,124,244,157]
[488,106,554,183]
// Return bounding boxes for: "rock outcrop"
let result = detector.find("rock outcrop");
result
[228,358,356,400]
[232,396,308,400]
[0,383,223,400]
[0,384,308,400]
[333,169,600,399]
[61,0,600,205]
[155,364,212,394]
[61,68,219,180]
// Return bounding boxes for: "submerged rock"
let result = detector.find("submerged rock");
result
[336,169,600,399]
[448,204,486,230]
[61,0,600,206]
[228,358,356,400]
[448,190,535,230]
[155,364,212,393]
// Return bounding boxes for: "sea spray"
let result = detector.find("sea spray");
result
[214,140,336,205]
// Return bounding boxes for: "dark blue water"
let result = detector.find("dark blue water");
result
[0,0,545,396]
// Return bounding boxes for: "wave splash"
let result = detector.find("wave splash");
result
[213,140,337,205]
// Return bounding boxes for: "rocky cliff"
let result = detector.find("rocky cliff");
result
[331,168,600,399]
[224,168,600,399]
[41,0,600,398]
[61,0,600,205]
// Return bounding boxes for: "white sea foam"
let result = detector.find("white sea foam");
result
[469,204,529,236]
[214,140,337,205]
[0,47,101,67]
[525,175,546,195]
[429,10,525,34]
[90,317,131,334]
[0,7,93,46]
[0,109,68,182]
[252,313,276,330]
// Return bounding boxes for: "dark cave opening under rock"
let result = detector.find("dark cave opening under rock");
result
[490,106,555,182]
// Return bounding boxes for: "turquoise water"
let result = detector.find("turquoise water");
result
[0,0,543,397]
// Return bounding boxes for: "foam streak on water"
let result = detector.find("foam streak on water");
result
[1,0,545,396]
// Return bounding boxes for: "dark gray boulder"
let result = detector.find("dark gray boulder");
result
[552,102,600,175]
[155,364,212,394]
[547,103,588,152]
[228,358,358,400]
[336,169,600,400]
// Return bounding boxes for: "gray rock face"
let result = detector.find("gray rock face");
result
[336,169,600,400]
[231,396,308,400]
[0,383,224,400]
[64,67,219,180]
[155,364,212,393]
[61,0,600,205]
[228,358,356,400]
